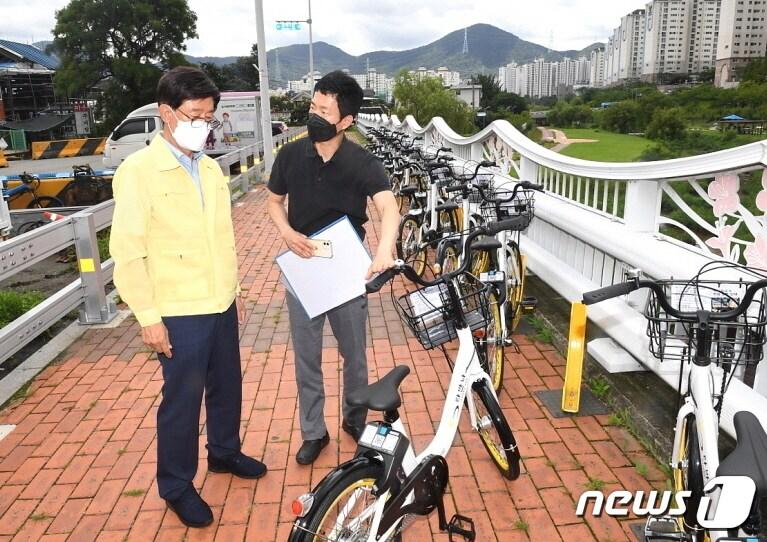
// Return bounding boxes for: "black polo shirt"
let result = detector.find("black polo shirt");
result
[267,135,390,239]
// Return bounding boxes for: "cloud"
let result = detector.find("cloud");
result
[5,0,643,58]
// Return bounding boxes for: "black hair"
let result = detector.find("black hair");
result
[314,70,364,119]
[156,66,221,109]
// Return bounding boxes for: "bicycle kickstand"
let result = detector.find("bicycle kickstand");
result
[436,496,476,541]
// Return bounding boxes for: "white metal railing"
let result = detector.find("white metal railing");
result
[0,128,306,367]
[358,113,767,439]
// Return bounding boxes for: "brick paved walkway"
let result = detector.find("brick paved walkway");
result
[0,186,668,541]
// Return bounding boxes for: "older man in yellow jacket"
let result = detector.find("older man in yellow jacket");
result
[110,67,266,529]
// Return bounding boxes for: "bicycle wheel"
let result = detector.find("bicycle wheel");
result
[397,216,427,276]
[438,208,460,236]
[27,196,63,209]
[505,241,526,332]
[471,249,491,277]
[674,414,707,541]
[438,242,460,275]
[470,379,520,480]
[290,461,391,542]
[477,288,504,392]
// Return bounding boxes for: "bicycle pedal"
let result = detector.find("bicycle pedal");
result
[644,516,690,541]
[446,514,476,541]
[520,296,538,313]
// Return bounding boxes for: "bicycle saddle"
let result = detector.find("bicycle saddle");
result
[435,201,460,212]
[399,186,419,196]
[348,365,410,412]
[716,411,767,495]
[472,236,502,251]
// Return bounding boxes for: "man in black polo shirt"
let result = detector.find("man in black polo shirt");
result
[267,71,399,464]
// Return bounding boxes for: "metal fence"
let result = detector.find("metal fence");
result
[0,129,27,152]
[0,128,305,366]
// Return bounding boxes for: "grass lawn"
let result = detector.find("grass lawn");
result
[556,128,654,162]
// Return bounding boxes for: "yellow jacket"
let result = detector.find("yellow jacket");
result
[110,134,239,327]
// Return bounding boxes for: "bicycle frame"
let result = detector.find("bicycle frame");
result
[328,324,497,541]
[670,361,728,541]
[448,190,513,344]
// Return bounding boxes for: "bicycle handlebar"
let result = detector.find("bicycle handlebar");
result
[365,216,530,293]
[476,180,544,204]
[582,278,767,322]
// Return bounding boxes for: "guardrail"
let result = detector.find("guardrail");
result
[0,128,305,367]
[357,113,767,440]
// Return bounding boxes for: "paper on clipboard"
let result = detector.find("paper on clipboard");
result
[276,216,372,318]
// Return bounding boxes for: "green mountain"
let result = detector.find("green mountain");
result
[187,23,604,85]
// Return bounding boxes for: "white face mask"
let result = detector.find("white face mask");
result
[171,111,210,152]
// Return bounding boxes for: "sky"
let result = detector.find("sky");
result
[3,0,645,58]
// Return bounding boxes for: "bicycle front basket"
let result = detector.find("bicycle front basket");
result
[645,279,767,367]
[395,274,490,349]
[479,186,536,227]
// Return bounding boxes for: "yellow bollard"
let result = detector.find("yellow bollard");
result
[561,302,588,413]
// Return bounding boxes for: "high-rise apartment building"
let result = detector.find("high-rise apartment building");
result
[715,0,767,86]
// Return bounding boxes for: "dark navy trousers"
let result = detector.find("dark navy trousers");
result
[156,302,241,500]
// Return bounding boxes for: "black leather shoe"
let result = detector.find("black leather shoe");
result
[296,433,330,465]
[165,486,213,528]
[342,419,365,441]
[207,450,267,479]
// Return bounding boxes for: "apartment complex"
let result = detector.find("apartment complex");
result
[715,0,767,86]
[409,66,462,88]
[638,0,721,81]
[351,68,394,101]
[605,9,647,85]
[498,57,593,98]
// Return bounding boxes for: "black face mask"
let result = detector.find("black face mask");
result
[307,113,340,142]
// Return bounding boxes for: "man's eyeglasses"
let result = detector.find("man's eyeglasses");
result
[174,108,222,131]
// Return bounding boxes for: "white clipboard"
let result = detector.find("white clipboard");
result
[276,216,372,318]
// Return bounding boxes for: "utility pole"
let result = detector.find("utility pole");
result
[308,0,314,89]
[254,0,274,172]
[277,0,314,90]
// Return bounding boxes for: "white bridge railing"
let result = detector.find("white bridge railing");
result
[357,112,767,439]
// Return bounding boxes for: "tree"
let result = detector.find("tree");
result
[598,101,644,133]
[392,71,475,134]
[547,102,593,128]
[52,0,197,131]
[646,108,687,141]
[491,92,527,114]
[472,73,501,109]
[741,58,767,84]
[199,44,259,92]
[288,96,311,125]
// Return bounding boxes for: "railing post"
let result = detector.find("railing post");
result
[72,212,116,324]
[520,156,539,183]
[0,195,10,240]
[623,180,662,232]
[470,140,483,162]
[239,148,250,193]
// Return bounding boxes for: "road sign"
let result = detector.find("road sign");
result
[276,22,302,31]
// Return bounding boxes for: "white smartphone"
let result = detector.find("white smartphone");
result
[309,239,333,258]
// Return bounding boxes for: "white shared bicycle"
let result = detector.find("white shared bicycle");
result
[583,269,767,542]
[287,219,525,542]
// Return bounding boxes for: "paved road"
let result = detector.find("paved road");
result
[1,126,304,177]
[1,155,108,177]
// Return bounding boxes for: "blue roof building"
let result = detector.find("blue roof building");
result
[0,39,59,127]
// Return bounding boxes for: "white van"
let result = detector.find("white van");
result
[102,103,161,167]
[103,92,263,168]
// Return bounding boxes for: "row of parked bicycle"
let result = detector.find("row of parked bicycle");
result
[286,126,767,541]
